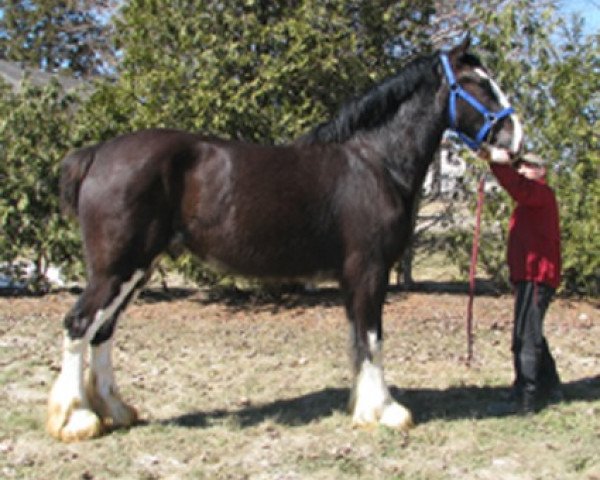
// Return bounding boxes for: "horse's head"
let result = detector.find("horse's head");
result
[441,34,523,161]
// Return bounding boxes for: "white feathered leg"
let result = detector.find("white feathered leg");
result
[47,270,145,442]
[86,338,138,430]
[47,334,103,442]
[349,331,413,429]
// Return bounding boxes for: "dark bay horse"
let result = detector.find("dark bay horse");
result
[47,35,522,441]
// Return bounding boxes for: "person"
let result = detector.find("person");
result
[484,151,563,413]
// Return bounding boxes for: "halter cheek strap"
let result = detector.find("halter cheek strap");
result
[440,54,515,151]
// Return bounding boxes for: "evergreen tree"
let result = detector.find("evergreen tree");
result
[0,0,116,77]
[0,80,82,287]
[0,0,597,295]
[444,1,599,296]
[107,0,433,142]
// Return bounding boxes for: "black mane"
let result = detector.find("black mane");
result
[300,53,440,144]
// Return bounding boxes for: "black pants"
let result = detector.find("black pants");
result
[512,281,560,398]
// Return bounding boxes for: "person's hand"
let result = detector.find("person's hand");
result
[477,147,492,162]
[478,145,512,164]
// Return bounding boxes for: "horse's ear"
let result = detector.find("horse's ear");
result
[447,32,471,66]
[462,32,471,51]
[454,32,471,56]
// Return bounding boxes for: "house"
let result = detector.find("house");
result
[424,146,500,199]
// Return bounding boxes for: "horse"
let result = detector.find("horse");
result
[47,34,522,442]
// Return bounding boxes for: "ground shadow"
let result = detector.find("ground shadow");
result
[399,374,600,424]
[156,375,600,431]
[137,287,200,303]
[193,284,345,311]
[398,280,507,296]
[160,387,348,430]
[0,280,506,305]
[132,280,507,313]
[138,284,347,312]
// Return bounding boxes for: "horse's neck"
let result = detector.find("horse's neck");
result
[350,93,447,198]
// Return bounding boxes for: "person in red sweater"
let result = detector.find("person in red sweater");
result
[488,151,562,413]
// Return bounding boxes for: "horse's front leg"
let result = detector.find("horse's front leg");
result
[344,266,413,430]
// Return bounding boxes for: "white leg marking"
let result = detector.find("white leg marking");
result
[47,336,102,441]
[47,270,145,441]
[87,339,138,428]
[91,339,116,399]
[350,330,413,430]
[88,269,147,341]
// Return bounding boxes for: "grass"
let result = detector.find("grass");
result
[0,289,598,479]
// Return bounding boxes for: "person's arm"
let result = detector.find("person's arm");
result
[490,163,549,206]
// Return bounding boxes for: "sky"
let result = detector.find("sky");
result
[558,0,600,36]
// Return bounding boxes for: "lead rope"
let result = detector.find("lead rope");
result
[466,174,486,366]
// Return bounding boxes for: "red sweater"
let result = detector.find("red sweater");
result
[491,164,561,289]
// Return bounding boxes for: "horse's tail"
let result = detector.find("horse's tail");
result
[59,145,97,217]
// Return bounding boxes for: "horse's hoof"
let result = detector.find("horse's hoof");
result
[351,402,414,431]
[86,381,139,430]
[379,402,414,430]
[100,402,138,430]
[351,402,380,427]
[351,414,378,429]
[47,406,103,442]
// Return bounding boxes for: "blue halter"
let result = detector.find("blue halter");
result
[440,54,515,151]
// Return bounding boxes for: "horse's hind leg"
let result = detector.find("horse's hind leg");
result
[46,325,99,442]
[85,337,138,434]
[85,273,148,432]
[47,269,147,442]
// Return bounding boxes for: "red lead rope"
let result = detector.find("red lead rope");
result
[466,174,486,366]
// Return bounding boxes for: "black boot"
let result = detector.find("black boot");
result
[520,388,537,415]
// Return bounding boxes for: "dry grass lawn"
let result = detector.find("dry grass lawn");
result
[1,287,599,479]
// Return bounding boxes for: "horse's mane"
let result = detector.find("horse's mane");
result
[299,53,440,144]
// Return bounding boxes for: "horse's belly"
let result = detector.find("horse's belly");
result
[195,238,339,280]
[205,252,337,282]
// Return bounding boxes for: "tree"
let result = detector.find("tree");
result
[543,31,599,295]
[1,0,597,296]
[0,78,82,288]
[0,0,116,77]
[108,0,435,142]
[441,1,599,296]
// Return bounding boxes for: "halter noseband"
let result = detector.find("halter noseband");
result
[440,54,515,151]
